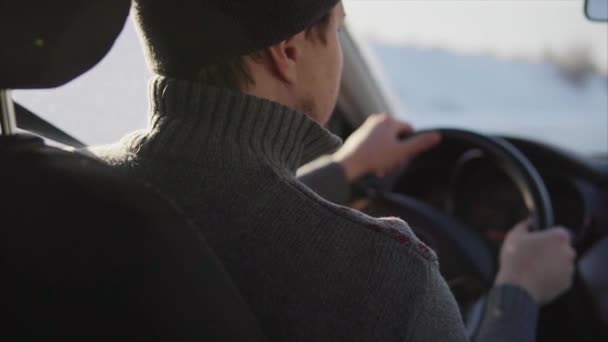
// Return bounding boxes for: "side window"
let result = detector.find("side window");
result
[13,19,151,146]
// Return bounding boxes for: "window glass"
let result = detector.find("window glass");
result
[345,0,608,158]
[13,2,608,158]
[13,20,151,146]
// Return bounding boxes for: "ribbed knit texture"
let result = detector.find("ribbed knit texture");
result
[297,156,352,205]
[94,76,536,341]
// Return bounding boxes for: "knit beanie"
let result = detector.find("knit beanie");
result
[133,0,341,78]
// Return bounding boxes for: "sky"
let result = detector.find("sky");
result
[344,0,608,74]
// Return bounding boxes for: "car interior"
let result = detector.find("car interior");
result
[2,0,607,341]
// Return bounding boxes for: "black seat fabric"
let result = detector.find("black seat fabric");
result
[0,0,131,89]
[1,0,265,340]
[1,135,266,341]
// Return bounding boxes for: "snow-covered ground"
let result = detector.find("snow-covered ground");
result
[370,42,608,157]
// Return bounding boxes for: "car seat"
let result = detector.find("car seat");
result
[0,1,266,340]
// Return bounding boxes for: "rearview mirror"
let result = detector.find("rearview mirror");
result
[585,0,608,22]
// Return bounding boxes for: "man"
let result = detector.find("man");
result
[96,1,575,341]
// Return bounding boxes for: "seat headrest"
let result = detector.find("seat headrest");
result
[0,0,131,89]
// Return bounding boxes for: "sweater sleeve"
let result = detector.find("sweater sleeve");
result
[296,156,351,205]
[473,284,539,342]
[298,158,539,342]
[406,267,538,342]
[406,260,469,342]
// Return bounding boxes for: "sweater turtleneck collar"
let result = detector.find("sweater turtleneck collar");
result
[139,77,342,173]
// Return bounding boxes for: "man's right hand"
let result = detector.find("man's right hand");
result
[495,220,576,305]
[331,113,441,181]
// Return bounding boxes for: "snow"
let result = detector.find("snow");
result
[370,42,608,157]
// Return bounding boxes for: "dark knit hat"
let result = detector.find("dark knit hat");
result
[133,0,341,78]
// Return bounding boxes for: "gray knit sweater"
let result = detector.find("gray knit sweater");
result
[95,77,538,341]
[297,159,540,342]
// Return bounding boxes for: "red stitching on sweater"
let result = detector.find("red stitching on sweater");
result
[388,228,412,245]
[368,219,437,262]
[316,201,437,262]
[415,242,433,259]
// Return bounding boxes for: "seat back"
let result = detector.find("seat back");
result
[1,1,265,340]
[1,136,265,340]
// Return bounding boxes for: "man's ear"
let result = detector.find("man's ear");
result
[266,32,305,85]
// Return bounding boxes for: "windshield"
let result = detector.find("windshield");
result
[12,0,608,158]
[346,0,608,158]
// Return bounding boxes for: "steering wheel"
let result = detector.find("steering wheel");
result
[436,129,554,230]
[359,128,554,308]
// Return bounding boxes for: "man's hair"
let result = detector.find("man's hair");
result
[196,11,333,90]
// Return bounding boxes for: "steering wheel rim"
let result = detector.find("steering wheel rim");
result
[360,128,554,273]
[429,128,554,230]
[372,128,554,229]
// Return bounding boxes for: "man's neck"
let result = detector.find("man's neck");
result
[241,60,306,120]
